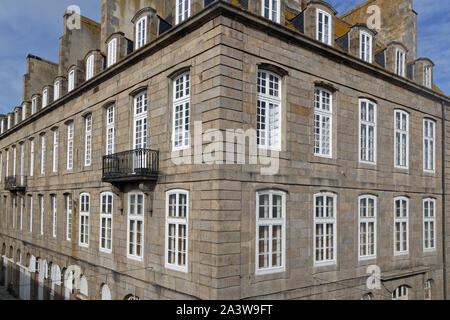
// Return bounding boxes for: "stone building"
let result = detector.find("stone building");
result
[0,0,449,300]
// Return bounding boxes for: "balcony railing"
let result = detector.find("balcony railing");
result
[5,175,27,192]
[102,148,159,183]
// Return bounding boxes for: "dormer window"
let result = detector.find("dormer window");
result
[7,115,11,129]
[262,0,280,23]
[0,119,4,133]
[86,55,94,81]
[22,104,27,121]
[107,38,117,67]
[176,0,190,25]
[54,80,60,100]
[68,70,75,92]
[135,17,147,50]
[14,110,19,125]
[317,9,331,45]
[31,97,37,114]
[360,31,372,63]
[424,65,432,88]
[42,88,48,108]
[395,49,405,76]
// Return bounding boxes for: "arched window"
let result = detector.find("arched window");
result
[79,193,90,247]
[50,264,61,300]
[64,269,74,300]
[135,17,147,49]
[314,192,337,265]
[101,284,111,300]
[392,285,408,300]
[361,292,373,300]
[80,275,88,297]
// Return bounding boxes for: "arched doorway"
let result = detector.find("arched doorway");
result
[50,264,61,300]
[101,284,111,300]
[38,259,48,300]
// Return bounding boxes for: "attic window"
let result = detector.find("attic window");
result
[86,55,94,81]
[317,9,331,45]
[424,65,432,88]
[176,0,191,25]
[32,97,37,114]
[42,88,48,108]
[54,80,60,100]
[360,31,372,63]
[262,0,280,23]
[135,17,147,49]
[107,38,117,67]
[395,49,405,77]
[68,70,75,92]
[22,104,26,121]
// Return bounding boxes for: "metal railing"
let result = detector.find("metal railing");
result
[4,175,27,191]
[102,149,159,181]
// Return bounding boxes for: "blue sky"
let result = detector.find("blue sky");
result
[0,0,448,114]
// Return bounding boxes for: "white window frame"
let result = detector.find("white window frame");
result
[79,193,90,248]
[14,110,18,125]
[20,143,24,185]
[176,0,191,25]
[86,55,94,81]
[54,80,60,100]
[392,286,408,300]
[133,92,148,150]
[106,105,115,155]
[20,197,23,231]
[358,195,377,260]
[314,88,332,158]
[257,70,282,151]
[261,0,280,23]
[30,140,34,177]
[395,49,405,76]
[22,104,26,121]
[424,65,432,88]
[12,146,16,176]
[255,190,286,275]
[394,110,409,169]
[5,149,9,177]
[65,194,72,241]
[31,97,37,114]
[423,119,435,173]
[359,99,377,164]
[316,9,331,45]
[394,196,409,256]
[100,192,113,254]
[165,189,189,272]
[52,128,59,173]
[172,72,190,151]
[0,153,2,182]
[360,31,372,63]
[39,195,44,235]
[67,122,74,170]
[313,192,337,266]
[135,17,147,50]
[127,192,145,261]
[42,89,48,108]
[423,198,436,252]
[29,195,33,233]
[51,195,57,238]
[68,70,75,92]
[84,115,92,166]
[107,39,117,68]
[40,134,45,175]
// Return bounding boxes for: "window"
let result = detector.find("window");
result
[67,122,74,170]
[135,17,147,49]
[51,195,57,238]
[86,55,94,81]
[394,110,409,168]
[106,105,115,155]
[394,197,409,255]
[12,146,16,176]
[20,197,23,231]
[100,192,113,253]
[314,88,332,157]
[30,140,34,177]
[423,198,436,251]
[40,134,46,174]
[262,0,280,23]
[133,92,148,150]
[128,192,144,260]
[317,9,331,45]
[14,110,18,125]
[256,190,285,274]
[54,81,60,100]
[257,70,281,150]
[424,65,432,88]
[53,129,59,173]
[79,193,90,247]
[395,49,405,76]
[20,144,24,185]
[176,0,190,24]
[12,197,16,229]
[424,280,432,300]
[42,89,48,108]
[68,70,75,92]
[360,31,372,63]
[0,153,2,183]
[39,195,44,235]
[165,190,188,272]
[65,194,72,241]
[358,195,377,260]
[107,39,117,67]
[22,104,27,121]
[32,97,37,114]
[314,193,336,265]
[172,72,190,150]
[1,119,4,133]
[5,149,9,177]
[84,115,92,166]
[28,195,33,233]
[359,99,376,163]
[392,286,408,300]
[423,119,435,172]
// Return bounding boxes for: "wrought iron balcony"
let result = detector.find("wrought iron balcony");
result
[102,148,159,183]
[5,176,27,192]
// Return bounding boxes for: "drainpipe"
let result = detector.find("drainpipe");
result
[442,99,447,300]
